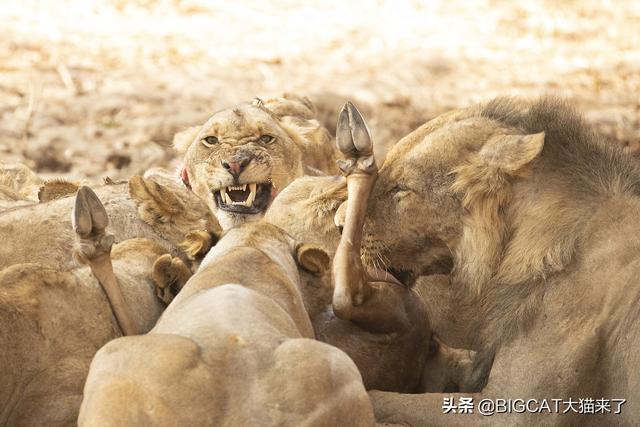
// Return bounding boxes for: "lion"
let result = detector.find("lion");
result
[268,177,477,392]
[0,163,42,211]
[335,97,640,425]
[173,93,338,230]
[0,237,166,426]
[0,180,220,425]
[0,172,218,271]
[153,172,476,395]
[79,221,376,427]
[153,103,478,395]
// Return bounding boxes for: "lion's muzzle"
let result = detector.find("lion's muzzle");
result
[213,182,273,215]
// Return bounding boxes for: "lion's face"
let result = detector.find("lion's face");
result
[182,104,305,230]
[362,120,469,285]
[361,108,545,286]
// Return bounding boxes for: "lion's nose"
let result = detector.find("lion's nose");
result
[221,157,251,177]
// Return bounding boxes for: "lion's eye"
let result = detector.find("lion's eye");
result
[390,184,412,195]
[259,135,274,143]
[201,136,219,147]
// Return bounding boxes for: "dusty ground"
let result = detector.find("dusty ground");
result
[1,0,638,183]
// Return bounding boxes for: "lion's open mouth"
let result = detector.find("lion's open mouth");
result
[363,265,416,287]
[387,268,417,287]
[366,266,404,287]
[213,182,273,215]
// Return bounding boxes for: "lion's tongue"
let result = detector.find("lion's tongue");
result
[179,167,190,189]
[365,266,404,287]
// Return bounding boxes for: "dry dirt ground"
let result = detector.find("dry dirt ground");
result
[1,0,639,183]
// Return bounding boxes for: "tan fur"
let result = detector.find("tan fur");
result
[152,253,193,304]
[0,239,166,426]
[0,174,217,271]
[176,93,338,230]
[266,175,347,256]
[0,163,42,210]
[178,229,215,260]
[38,179,80,202]
[151,176,472,395]
[265,176,474,393]
[79,222,376,427]
[359,97,640,425]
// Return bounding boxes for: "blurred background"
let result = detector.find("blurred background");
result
[1,0,639,181]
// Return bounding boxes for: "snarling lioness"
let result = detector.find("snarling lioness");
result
[174,94,338,230]
[352,97,640,425]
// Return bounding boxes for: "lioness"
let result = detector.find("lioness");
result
[0,174,217,271]
[0,163,42,211]
[0,179,216,426]
[153,103,475,395]
[347,97,640,425]
[79,221,376,427]
[0,238,165,426]
[173,94,338,230]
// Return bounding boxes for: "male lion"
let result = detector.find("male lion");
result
[345,97,640,425]
[173,94,338,230]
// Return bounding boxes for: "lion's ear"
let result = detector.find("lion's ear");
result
[259,94,317,120]
[129,175,185,221]
[479,132,545,174]
[173,126,201,154]
[295,244,330,276]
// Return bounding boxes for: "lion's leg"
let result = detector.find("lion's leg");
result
[152,254,193,305]
[73,186,138,335]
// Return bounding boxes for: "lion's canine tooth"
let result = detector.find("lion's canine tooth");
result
[242,184,247,191]
[220,187,232,205]
[246,183,257,206]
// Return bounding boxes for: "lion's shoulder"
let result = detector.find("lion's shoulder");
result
[0,263,76,315]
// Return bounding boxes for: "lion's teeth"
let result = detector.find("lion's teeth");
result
[242,184,246,191]
[220,188,232,205]
[246,183,257,206]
